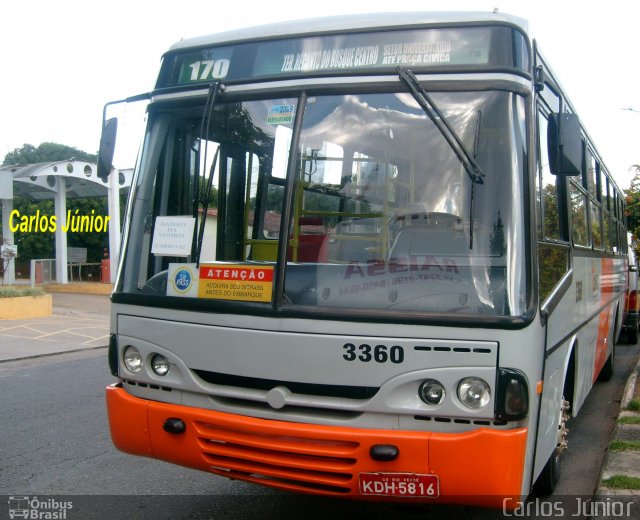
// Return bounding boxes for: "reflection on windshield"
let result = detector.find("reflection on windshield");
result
[119,89,527,318]
[285,91,525,316]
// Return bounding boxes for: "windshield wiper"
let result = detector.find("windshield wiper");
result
[195,81,224,266]
[397,68,485,248]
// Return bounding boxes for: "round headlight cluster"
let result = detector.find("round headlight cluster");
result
[417,376,491,410]
[122,346,171,376]
[457,377,491,409]
[151,354,170,376]
[123,346,143,374]
[418,379,446,405]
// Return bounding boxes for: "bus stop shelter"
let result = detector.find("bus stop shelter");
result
[0,160,132,284]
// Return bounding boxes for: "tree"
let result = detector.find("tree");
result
[2,142,96,166]
[11,198,55,260]
[1,143,105,275]
[625,165,640,257]
[66,198,110,262]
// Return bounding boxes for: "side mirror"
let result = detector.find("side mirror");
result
[630,265,638,273]
[548,113,581,176]
[98,118,118,180]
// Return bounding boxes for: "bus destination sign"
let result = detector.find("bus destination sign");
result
[171,27,497,87]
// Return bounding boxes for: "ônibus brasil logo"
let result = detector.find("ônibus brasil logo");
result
[8,496,73,519]
[173,268,192,292]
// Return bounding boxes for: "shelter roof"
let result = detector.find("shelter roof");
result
[0,161,131,200]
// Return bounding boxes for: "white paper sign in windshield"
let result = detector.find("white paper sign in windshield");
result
[151,216,196,257]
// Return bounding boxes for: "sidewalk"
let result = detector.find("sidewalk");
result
[596,355,640,511]
[0,291,110,362]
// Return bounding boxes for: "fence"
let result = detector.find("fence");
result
[68,262,103,282]
[30,259,56,285]
[29,259,105,285]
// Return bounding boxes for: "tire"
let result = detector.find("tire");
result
[598,344,615,382]
[533,398,569,496]
[533,447,561,496]
[628,318,639,345]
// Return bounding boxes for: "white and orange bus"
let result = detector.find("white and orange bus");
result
[101,11,627,508]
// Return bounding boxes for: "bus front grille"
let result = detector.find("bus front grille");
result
[192,369,379,400]
[194,420,358,494]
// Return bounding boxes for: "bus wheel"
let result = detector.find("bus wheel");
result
[598,344,615,382]
[534,398,570,496]
[628,319,639,345]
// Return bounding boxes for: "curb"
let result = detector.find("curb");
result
[0,345,108,364]
[594,354,640,510]
[621,370,639,409]
[45,283,114,296]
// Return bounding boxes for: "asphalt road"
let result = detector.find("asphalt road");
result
[555,341,640,495]
[0,342,638,520]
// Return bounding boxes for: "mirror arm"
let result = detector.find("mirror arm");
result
[98,93,151,179]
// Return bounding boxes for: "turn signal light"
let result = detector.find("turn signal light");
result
[495,368,529,421]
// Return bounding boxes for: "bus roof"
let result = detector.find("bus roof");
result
[167,11,530,52]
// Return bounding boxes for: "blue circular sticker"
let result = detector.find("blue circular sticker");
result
[174,268,192,292]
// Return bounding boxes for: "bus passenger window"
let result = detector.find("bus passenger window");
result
[537,114,561,241]
[584,149,598,197]
[569,180,589,247]
[536,111,570,302]
[590,204,603,250]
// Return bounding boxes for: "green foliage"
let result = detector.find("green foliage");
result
[198,177,218,208]
[12,198,55,259]
[538,243,569,301]
[2,143,108,268]
[627,398,640,412]
[601,475,640,489]
[609,439,640,451]
[11,197,110,264]
[618,416,640,425]
[625,166,640,257]
[0,286,45,298]
[66,198,109,261]
[2,142,96,166]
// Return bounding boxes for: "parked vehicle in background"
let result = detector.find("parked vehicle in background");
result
[624,234,639,344]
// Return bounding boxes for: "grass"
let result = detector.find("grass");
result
[627,398,640,412]
[618,416,640,425]
[601,475,640,489]
[609,439,640,451]
[0,286,45,298]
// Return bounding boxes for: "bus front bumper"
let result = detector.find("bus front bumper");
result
[106,383,527,508]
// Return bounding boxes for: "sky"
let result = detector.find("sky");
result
[2,0,640,190]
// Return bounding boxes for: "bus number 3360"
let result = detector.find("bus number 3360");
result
[342,343,405,363]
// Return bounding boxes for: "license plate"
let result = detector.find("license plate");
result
[359,472,439,498]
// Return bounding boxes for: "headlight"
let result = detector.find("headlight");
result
[123,346,143,374]
[457,377,491,409]
[418,379,446,405]
[151,354,170,376]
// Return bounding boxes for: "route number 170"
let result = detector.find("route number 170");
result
[342,343,405,364]
[188,59,230,81]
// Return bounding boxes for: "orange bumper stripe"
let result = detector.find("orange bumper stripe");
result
[106,384,527,507]
[105,383,153,457]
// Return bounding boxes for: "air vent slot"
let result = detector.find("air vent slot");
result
[194,420,358,494]
[193,369,379,400]
[413,346,493,354]
[414,415,504,427]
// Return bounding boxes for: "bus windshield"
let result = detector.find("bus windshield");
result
[120,87,527,318]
